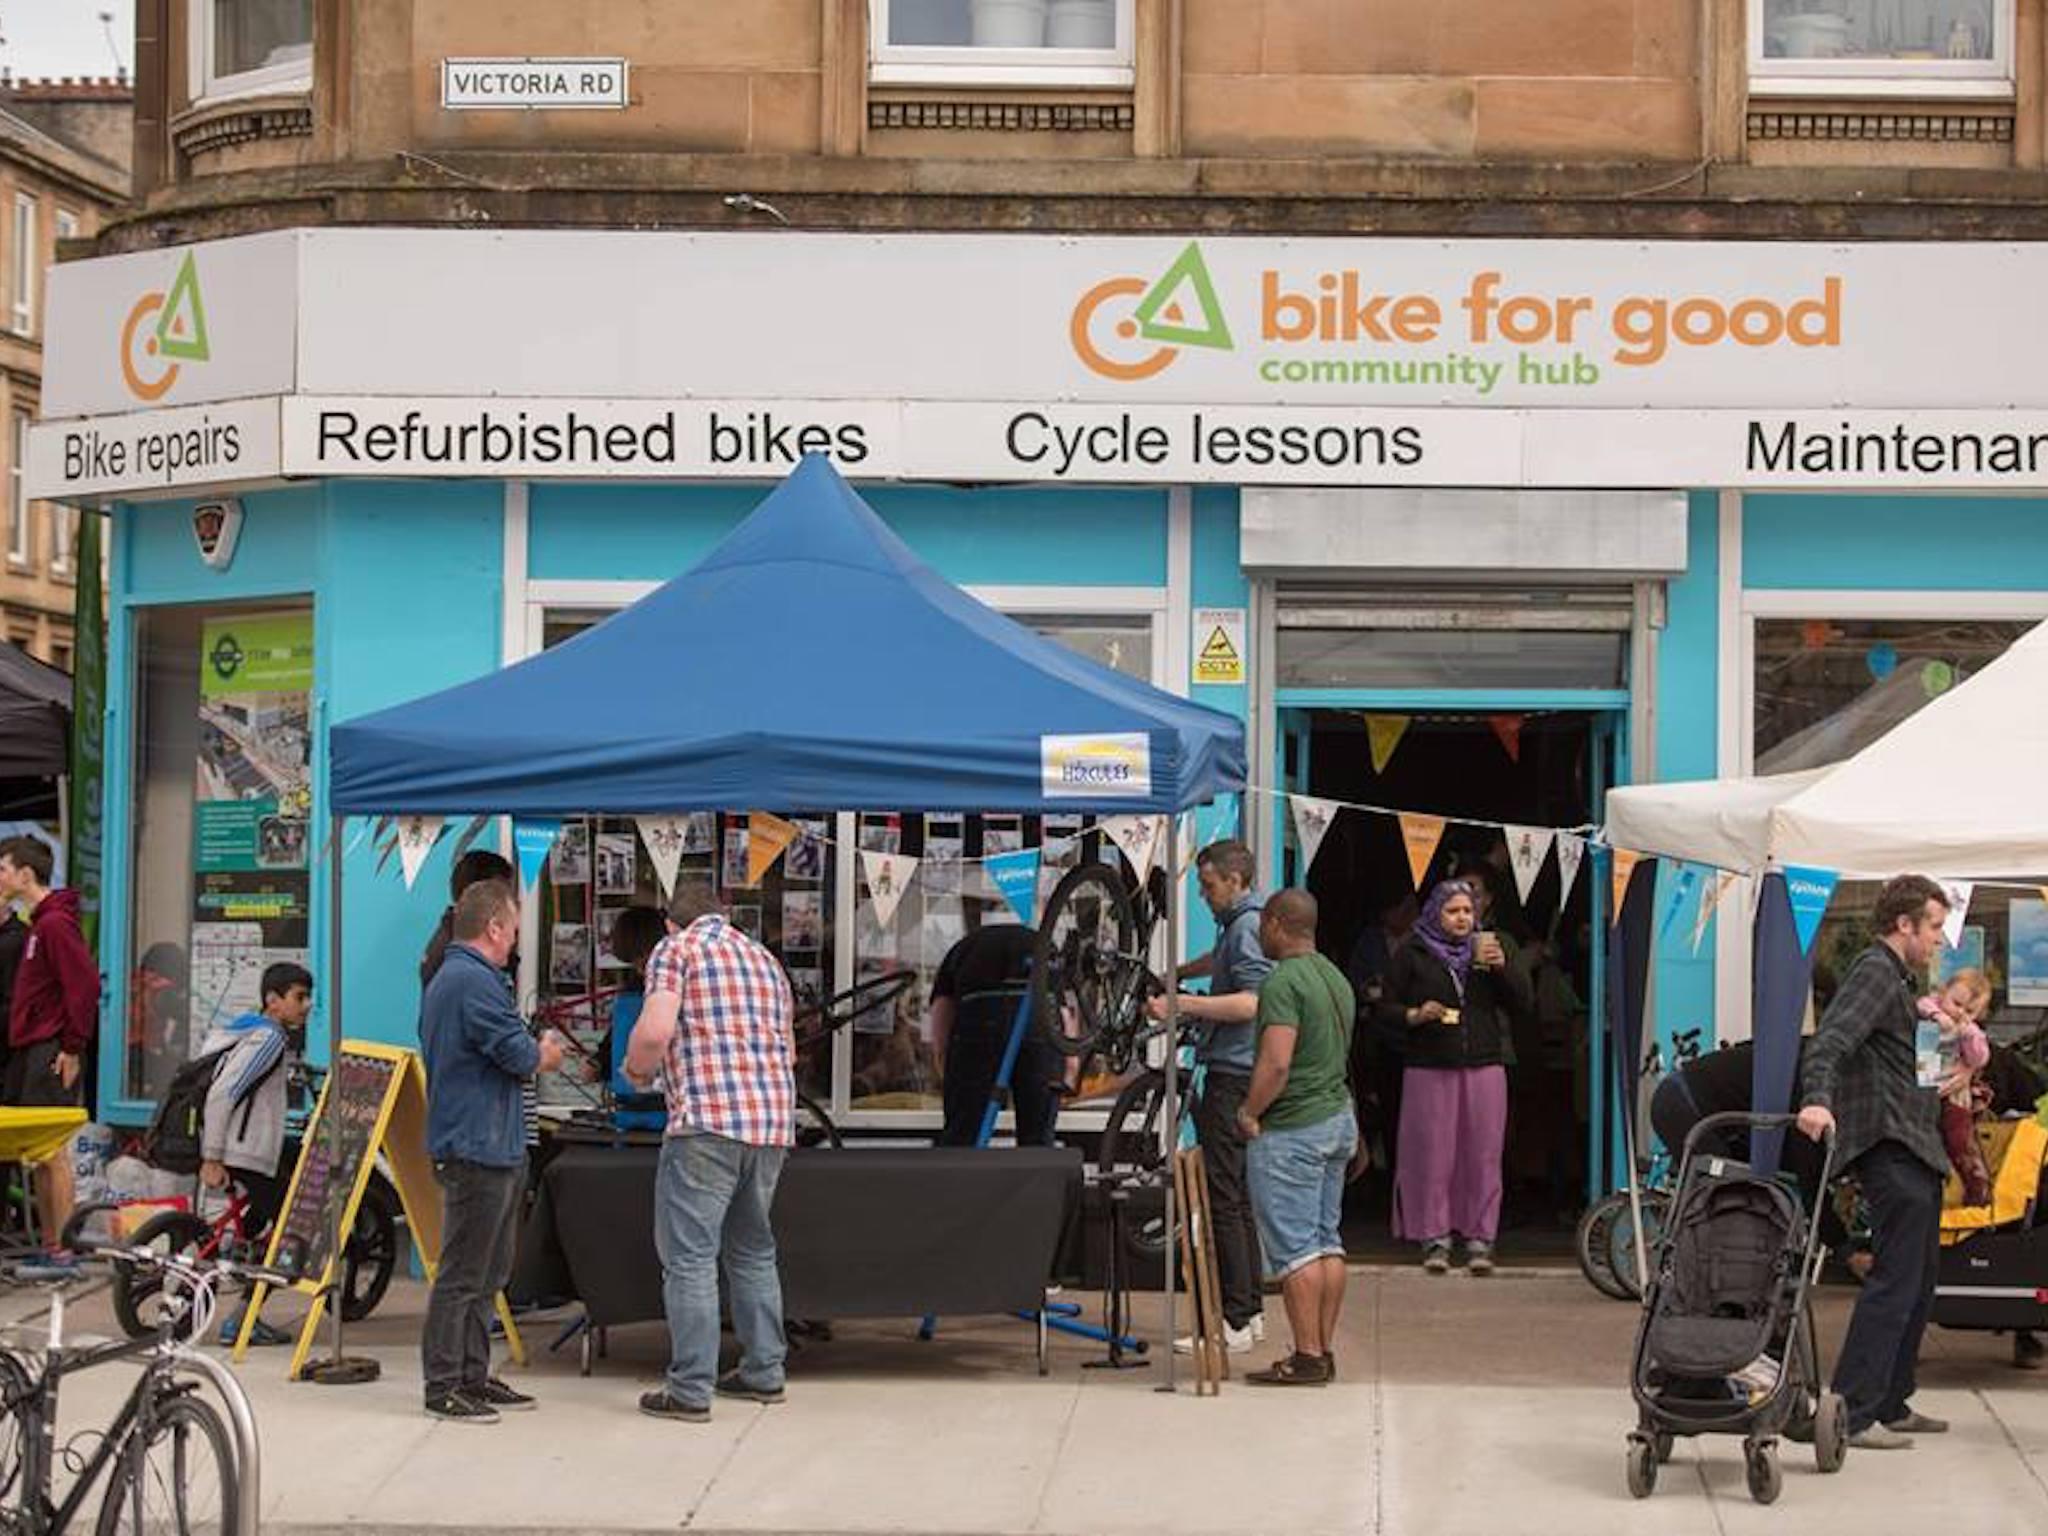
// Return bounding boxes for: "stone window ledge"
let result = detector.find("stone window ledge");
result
[171,92,315,161]
[1747,96,2014,142]
[868,86,1133,133]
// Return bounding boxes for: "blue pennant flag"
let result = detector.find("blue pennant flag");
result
[1195,793,1240,850]
[1783,864,1840,954]
[514,818,563,891]
[1659,862,1704,943]
[987,848,1042,927]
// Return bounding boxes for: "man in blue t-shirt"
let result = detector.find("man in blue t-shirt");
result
[1147,839,1271,1354]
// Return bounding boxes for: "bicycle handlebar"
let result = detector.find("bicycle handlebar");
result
[60,1204,298,1292]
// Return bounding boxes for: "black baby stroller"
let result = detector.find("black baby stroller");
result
[1625,1112,1844,1505]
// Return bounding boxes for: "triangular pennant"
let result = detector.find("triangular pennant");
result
[1365,715,1410,775]
[1609,847,1643,921]
[859,850,918,928]
[1291,796,1341,876]
[1555,834,1586,902]
[746,812,800,887]
[1658,862,1703,943]
[1177,811,1197,874]
[1490,714,1524,763]
[1503,825,1555,905]
[1195,793,1240,850]
[636,815,689,900]
[986,848,1043,926]
[1397,812,1445,892]
[1100,814,1165,885]
[1784,865,1840,955]
[1941,881,1974,951]
[343,818,371,858]
[2038,885,2048,908]
[1692,871,1739,956]
[513,818,562,892]
[396,815,443,891]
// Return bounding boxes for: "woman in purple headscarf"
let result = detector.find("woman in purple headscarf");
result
[1374,878,1533,1275]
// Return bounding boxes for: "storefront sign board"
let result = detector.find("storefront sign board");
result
[26,397,281,498]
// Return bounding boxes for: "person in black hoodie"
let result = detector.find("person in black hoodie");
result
[1376,877,1531,1276]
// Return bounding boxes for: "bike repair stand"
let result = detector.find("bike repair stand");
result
[917,984,1146,1359]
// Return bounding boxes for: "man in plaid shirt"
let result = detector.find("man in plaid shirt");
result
[624,877,796,1421]
[1796,873,1950,1452]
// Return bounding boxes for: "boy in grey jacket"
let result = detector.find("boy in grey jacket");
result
[200,961,311,1345]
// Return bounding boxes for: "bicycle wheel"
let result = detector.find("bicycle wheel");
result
[1032,863,1143,1060]
[795,1093,843,1150]
[1603,1190,1671,1301]
[339,1176,401,1323]
[112,1211,216,1342]
[1097,1070,1167,1178]
[0,1350,33,1514]
[1574,1195,1631,1301]
[96,1392,239,1536]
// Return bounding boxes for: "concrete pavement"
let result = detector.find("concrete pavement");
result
[5,1265,2044,1535]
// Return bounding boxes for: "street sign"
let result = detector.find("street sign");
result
[441,58,630,110]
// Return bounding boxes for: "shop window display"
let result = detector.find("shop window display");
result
[1752,1,2013,91]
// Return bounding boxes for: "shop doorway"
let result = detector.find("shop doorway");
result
[1275,706,1622,1259]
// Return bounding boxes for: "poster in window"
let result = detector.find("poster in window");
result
[1043,814,1085,871]
[551,822,592,886]
[595,832,637,897]
[681,813,717,856]
[782,891,824,953]
[2011,900,2048,1006]
[923,819,964,894]
[732,904,762,941]
[722,828,753,890]
[788,966,824,1013]
[595,906,626,970]
[983,818,1024,858]
[786,819,829,883]
[860,816,901,857]
[550,923,591,988]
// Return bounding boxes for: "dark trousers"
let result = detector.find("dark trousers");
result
[1831,1141,1943,1433]
[939,1019,1061,1147]
[1195,1070,1262,1331]
[230,1167,284,1243]
[421,1159,522,1401]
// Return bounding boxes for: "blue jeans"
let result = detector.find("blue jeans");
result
[1246,1108,1357,1281]
[655,1132,788,1409]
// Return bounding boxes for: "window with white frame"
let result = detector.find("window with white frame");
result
[871,0,1135,87]
[49,503,74,579]
[11,196,35,335]
[7,411,29,567]
[195,0,314,102]
[54,208,80,246]
[1750,1,2015,96]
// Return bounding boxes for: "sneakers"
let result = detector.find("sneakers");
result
[14,1250,80,1281]
[424,1392,498,1424]
[472,1378,537,1412]
[1249,1314,1266,1343]
[638,1390,710,1423]
[1244,1352,1333,1387]
[1174,1321,1254,1355]
[1423,1242,1452,1275]
[714,1371,786,1405]
[218,1316,290,1348]
[1847,1424,1914,1450]
[2015,1331,2045,1370]
[1883,1410,1948,1434]
[1466,1241,1496,1277]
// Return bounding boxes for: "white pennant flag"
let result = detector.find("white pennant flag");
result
[1177,811,1197,874]
[1692,871,1739,956]
[1290,796,1341,876]
[1503,826,1556,905]
[1941,880,1974,950]
[396,815,443,891]
[635,815,689,900]
[1555,834,1587,902]
[860,850,919,929]
[1100,815,1166,885]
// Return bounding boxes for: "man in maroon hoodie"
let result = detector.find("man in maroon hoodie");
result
[0,836,99,1239]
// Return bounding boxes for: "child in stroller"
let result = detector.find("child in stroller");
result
[1627,1112,1843,1505]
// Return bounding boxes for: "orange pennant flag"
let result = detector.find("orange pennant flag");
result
[746,812,800,887]
[2038,886,2048,907]
[1398,812,1446,892]
[1490,714,1524,763]
[1366,715,1411,775]
[1610,847,1643,919]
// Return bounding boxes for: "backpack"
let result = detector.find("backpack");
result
[144,1041,283,1175]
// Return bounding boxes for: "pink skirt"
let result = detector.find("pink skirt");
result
[1393,1064,1509,1244]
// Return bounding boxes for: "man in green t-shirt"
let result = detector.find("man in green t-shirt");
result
[1236,888,1359,1387]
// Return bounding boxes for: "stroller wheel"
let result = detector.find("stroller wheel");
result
[1652,1429,1675,1465]
[1625,1436,1658,1499]
[1744,1442,1782,1505]
[1813,1391,1847,1474]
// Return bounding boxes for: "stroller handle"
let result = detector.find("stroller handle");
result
[1682,1109,1837,1153]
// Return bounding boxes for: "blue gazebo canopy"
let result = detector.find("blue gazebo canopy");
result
[331,456,1245,816]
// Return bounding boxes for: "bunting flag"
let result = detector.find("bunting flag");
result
[1941,881,1974,950]
[860,850,919,928]
[1503,825,1555,904]
[1785,865,1841,954]
[1490,714,1524,763]
[987,848,1043,926]
[1177,811,1197,874]
[1609,847,1642,919]
[636,815,689,899]
[396,815,444,891]
[1692,871,1739,955]
[746,811,801,887]
[1555,834,1586,901]
[343,819,372,858]
[2039,885,2048,908]
[1291,796,1341,876]
[1398,812,1446,892]
[1194,793,1240,852]
[513,818,563,891]
[1658,861,1704,943]
[1365,715,1411,775]
[1100,814,1166,884]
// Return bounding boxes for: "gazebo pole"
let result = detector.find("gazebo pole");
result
[1159,820,1179,1393]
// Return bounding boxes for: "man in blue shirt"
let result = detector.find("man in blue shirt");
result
[418,879,564,1424]
[1148,839,1271,1354]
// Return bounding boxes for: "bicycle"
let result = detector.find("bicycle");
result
[1575,1147,1673,1302]
[0,1213,291,1536]
[1031,862,1168,1074]
[789,970,918,1148]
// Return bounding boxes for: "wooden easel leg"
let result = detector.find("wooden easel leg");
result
[1190,1148,1229,1384]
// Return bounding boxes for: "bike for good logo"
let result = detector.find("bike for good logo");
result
[1070,242,1234,380]
[120,252,211,402]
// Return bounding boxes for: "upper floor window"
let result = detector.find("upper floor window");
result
[54,209,80,246]
[871,0,1134,87]
[10,196,34,336]
[1750,1,2015,98]
[49,504,75,580]
[196,0,314,102]
[7,411,30,568]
